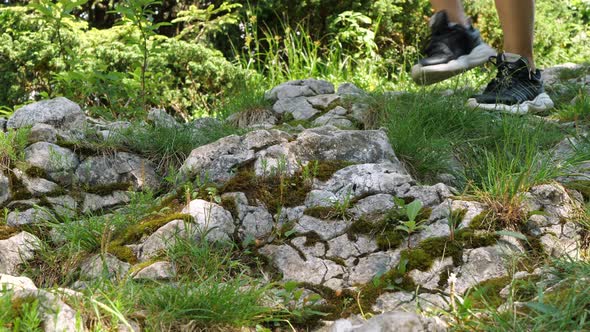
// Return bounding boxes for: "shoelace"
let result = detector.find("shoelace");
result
[483,55,530,92]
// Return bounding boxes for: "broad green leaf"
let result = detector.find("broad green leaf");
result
[406,199,423,222]
[495,230,528,241]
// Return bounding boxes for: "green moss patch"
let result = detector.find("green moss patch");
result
[466,211,501,231]
[221,165,311,215]
[314,160,354,182]
[465,276,511,309]
[24,165,47,178]
[301,268,416,321]
[0,225,19,240]
[107,211,192,263]
[397,228,500,272]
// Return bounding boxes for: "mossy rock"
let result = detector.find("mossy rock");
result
[313,160,354,182]
[0,225,19,240]
[24,166,47,178]
[107,244,138,264]
[111,212,192,246]
[400,248,434,271]
[469,211,502,231]
[221,164,311,215]
[465,276,511,309]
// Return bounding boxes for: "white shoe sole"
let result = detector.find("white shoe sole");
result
[466,93,555,115]
[412,43,496,85]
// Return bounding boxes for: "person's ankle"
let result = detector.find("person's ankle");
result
[503,52,536,72]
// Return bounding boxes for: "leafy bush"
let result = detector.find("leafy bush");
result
[0,6,249,119]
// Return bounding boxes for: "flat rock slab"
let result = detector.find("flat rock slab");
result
[76,152,159,190]
[180,129,291,182]
[181,199,235,242]
[0,231,41,275]
[259,244,345,287]
[7,97,85,131]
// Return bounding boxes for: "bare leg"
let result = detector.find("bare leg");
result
[430,0,468,26]
[494,0,535,70]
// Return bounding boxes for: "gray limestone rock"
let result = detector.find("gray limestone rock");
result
[12,288,84,332]
[348,194,396,220]
[347,250,400,285]
[0,118,6,132]
[28,123,58,143]
[79,253,131,280]
[315,163,413,202]
[76,152,159,191]
[7,97,85,131]
[350,103,370,123]
[305,190,338,208]
[409,257,454,291]
[265,79,335,102]
[313,107,354,128]
[539,221,581,259]
[147,108,178,128]
[192,117,222,131]
[372,292,450,313]
[294,215,351,241]
[13,168,59,197]
[132,261,175,281]
[139,219,186,261]
[45,195,77,218]
[259,244,345,287]
[82,191,130,213]
[542,63,586,86]
[307,94,341,110]
[0,274,37,291]
[25,142,79,185]
[400,183,455,207]
[326,234,377,259]
[226,108,277,129]
[337,83,366,97]
[0,232,41,275]
[525,183,582,221]
[324,311,446,332]
[291,236,327,259]
[451,246,509,294]
[254,127,400,177]
[7,208,53,226]
[180,129,290,183]
[181,199,235,242]
[429,199,487,228]
[273,96,319,120]
[239,206,275,242]
[0,173,10,207]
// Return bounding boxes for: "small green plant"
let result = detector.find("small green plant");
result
[394,199,426,248]
[330,189,354,219]
[113,0,171,112]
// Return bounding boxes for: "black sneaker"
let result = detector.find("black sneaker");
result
[467,54,554,114]
[411,11,495,85]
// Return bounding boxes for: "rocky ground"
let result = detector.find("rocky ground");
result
[1,64,589,331]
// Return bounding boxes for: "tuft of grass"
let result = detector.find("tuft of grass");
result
[166,235,242,280]
[111,120,241,174]
[139,277,273,329]
[552,91,590,123]
[450,258,590,331]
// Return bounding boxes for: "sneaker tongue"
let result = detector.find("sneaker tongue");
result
[429,10,450,32]
[501,53,531,71]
